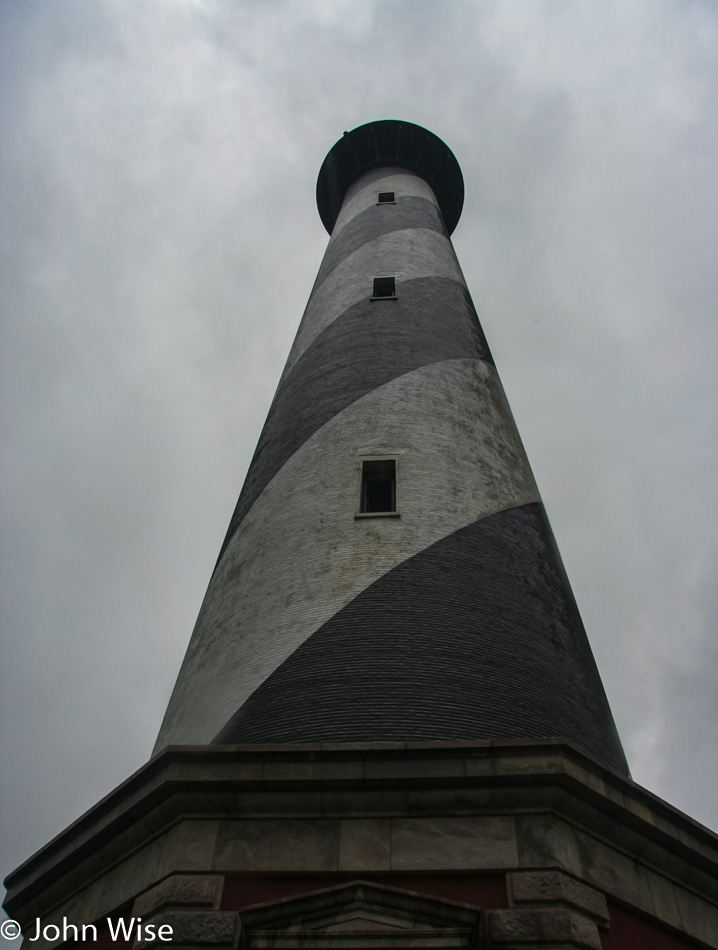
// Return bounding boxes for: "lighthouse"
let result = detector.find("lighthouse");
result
[155,120,627,775]
[4,121,717,950]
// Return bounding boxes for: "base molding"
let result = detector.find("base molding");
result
[487,906,601,949]
[4,740,718,949]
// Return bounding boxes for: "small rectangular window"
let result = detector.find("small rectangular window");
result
[371,276,396,299]
[377,191,395,204]
[360,459,396,513]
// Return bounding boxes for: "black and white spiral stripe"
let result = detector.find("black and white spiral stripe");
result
[154,164,627,776]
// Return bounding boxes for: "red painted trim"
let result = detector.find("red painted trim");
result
[221,870,507,911]
[601,899,712,950]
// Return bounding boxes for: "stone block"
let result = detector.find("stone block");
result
[508,871,608,927]
[674,885,718,946]
[235,790,324,816]
[391,816,518,870]
[213,819,274,871]
[363,756,465,781]
[157,820,218,877]
[73,836,165,925]
[561,758,606,797]
[462,756,497,779]
[514,814,582,876]
[493,754,566,777]
[135,910,237,948]
[213,819,340,872]
[405,786,494,816]
[573,827,653,913]
[487,907,601,948]
[645,869,682,930]
[626,795,657,826]
[261,758,362,783]
[320,787,409,816]
[133,874,223,916]
[338,818,391,871]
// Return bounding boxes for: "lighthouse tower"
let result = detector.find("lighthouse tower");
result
[155,120,627,775]
[5,122,718,950]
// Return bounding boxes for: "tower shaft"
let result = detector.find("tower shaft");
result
[155,126,626,776]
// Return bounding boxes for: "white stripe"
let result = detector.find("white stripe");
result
[280,228,467,387]
[155,359,540,751]
[331,169,440,239]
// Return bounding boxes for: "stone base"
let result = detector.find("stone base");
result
[4,740,718,949]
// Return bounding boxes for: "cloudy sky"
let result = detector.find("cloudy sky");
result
[1,0,717,889]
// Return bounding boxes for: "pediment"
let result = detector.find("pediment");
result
[301,910,417,933]
[239,880,480,950]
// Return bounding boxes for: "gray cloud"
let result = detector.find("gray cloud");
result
[1,0,717,886]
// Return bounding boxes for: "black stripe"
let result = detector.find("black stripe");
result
[213,503,628,776]
[313,195,447,292]
[215,277,494,567]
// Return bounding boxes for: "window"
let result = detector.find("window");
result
[371,276,396,300]
[377,191,395,204]
[360,459,396,514]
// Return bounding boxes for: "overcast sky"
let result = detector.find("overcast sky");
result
[1,0,717,890]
